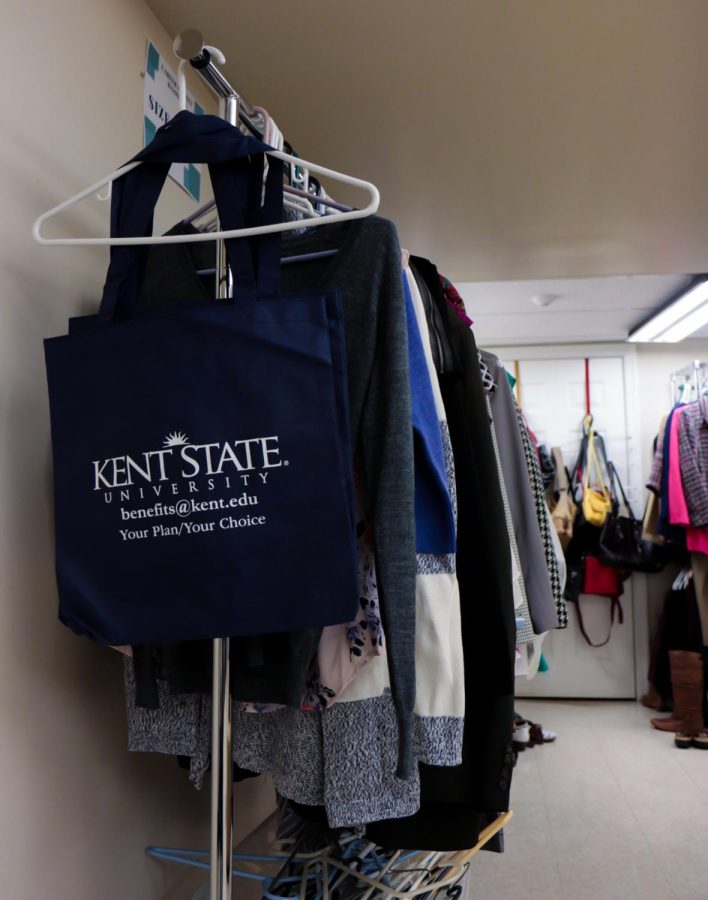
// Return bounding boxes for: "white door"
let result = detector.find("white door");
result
[513,356,637,699]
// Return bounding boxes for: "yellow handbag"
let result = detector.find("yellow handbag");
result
[582,431,612,527]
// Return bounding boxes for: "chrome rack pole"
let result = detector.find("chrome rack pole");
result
[694,359,701,401]
[173,29,245,900]
[173,28,262,136]
[210,636,233,900]
[211,89,239,900]
[210,92,237,900]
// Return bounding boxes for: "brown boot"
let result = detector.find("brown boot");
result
[641,686,671,712]
[664,650,708,749]
[641,650,682,731]
[650,714,683,732]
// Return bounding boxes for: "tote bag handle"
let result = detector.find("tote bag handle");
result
[98,111,283,322]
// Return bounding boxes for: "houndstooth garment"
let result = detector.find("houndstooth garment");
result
[516,406,568,629]
[478,352,496,394]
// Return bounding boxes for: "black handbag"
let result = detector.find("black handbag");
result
[597,464,668,574]
[563,555,585,603]
[537,443,556,490]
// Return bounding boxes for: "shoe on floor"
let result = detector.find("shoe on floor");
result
[674,730,708,749]
[672,731,708,749]
[666,650,707,749]
[651,716,683,732]
[528,721,557,744]
[640,686,672,712]
[512,721,531,751]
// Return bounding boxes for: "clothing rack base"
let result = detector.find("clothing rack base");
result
[145,810,514,898]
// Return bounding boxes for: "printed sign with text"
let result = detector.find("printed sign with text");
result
[143,40,204,201]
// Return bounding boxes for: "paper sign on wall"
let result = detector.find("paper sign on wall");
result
[143,40,204,202]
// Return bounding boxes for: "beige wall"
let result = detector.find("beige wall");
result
[0,2,273,898]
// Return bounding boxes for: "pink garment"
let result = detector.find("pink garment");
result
[242,543,385,714]
[667,407,708,554]
[308,545,385,709]
[669,408,690,526]
[687,529,708,554]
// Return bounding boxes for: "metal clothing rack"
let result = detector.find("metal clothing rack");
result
[670,359,708,405]
[150,30,513,900]
[172,28,266,900]
[148,807,514,899]
[148,29,378,900]
[156,28,373,900]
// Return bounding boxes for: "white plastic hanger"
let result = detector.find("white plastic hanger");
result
[252,105,284,153]
[32,55,380,248]
[33,151,379,247]
[192,191,320,234]
[673,567,693,591]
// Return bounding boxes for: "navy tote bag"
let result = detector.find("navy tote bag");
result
[44,112,358,645]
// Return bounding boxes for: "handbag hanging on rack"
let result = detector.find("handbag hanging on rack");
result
[563,554,627,647]
[550,446,576,549]
[597,463,669,574]
[44,112,359,646]
[567,426,606,555]
[581,426,613,527]
[537,443,556,490]
[564,429,630,646]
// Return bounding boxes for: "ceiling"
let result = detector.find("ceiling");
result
[146,1,708,345]
[457,274,692,346]
[147,0,708,286]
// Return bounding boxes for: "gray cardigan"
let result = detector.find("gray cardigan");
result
[283,216,416,776]
[480,352,559,634]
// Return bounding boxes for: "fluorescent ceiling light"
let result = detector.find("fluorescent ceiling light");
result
[657,302,708,343]
[628,278,708,342]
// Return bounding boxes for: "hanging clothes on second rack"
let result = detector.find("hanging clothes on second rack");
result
[646,367,708,645]
[362,255,517,852]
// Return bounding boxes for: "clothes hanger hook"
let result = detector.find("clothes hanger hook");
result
[177,60,189,111]
[173,30,227,112]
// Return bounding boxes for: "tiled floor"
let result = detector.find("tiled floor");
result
[467,700,708,899]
